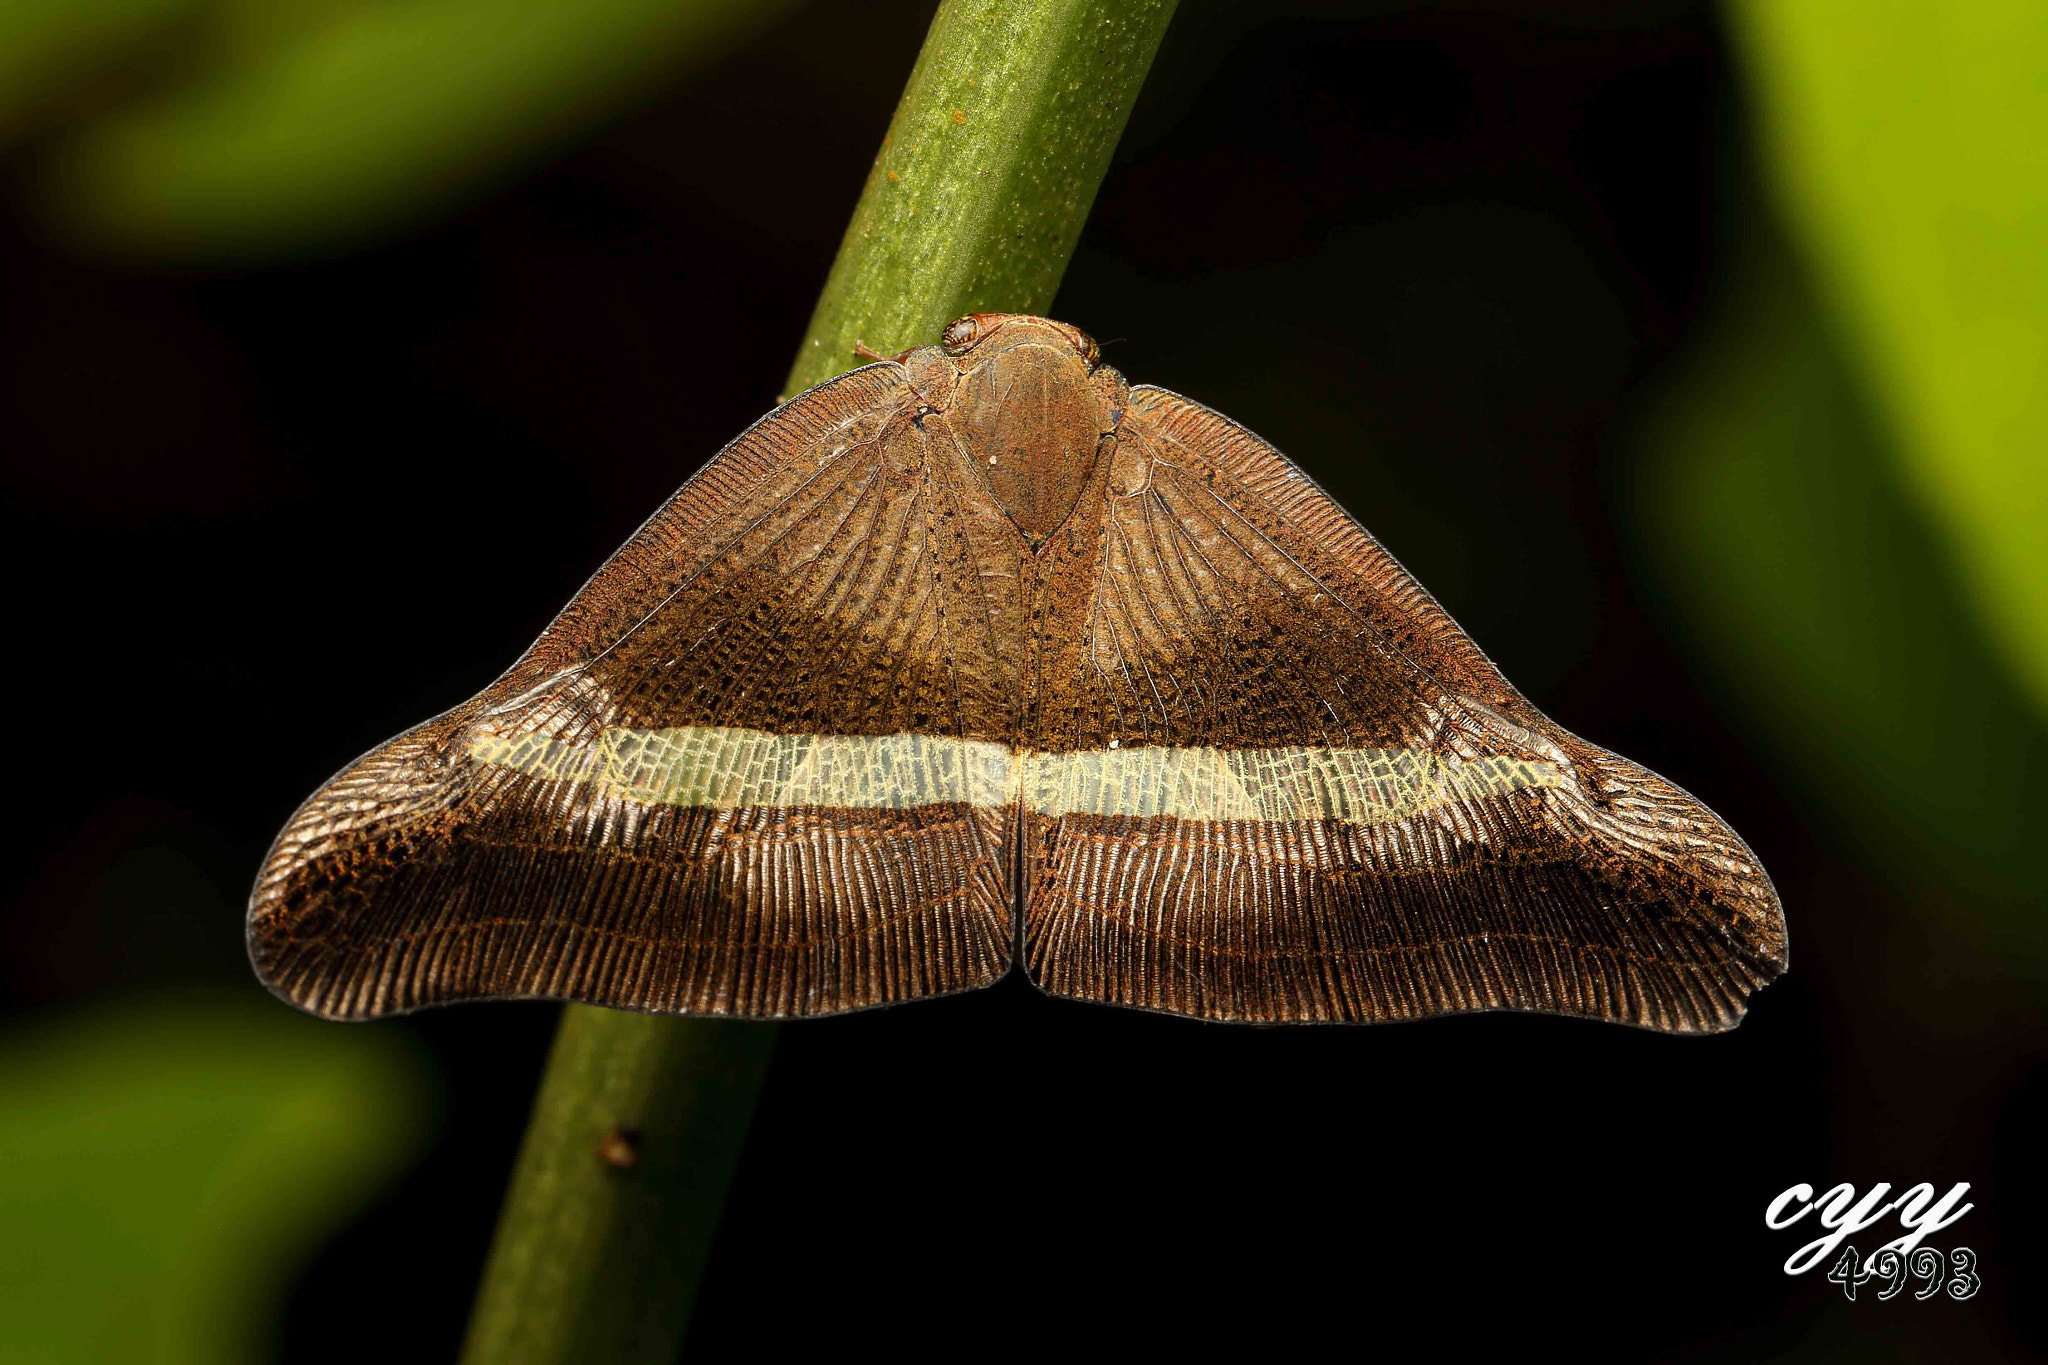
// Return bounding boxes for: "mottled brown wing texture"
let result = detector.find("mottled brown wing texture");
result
[250,365,1019,1019]
[1023,386,1788,1031]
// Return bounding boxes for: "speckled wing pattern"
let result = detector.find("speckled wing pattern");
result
[1023,388,1786,1030]
[250,364,1019,1018]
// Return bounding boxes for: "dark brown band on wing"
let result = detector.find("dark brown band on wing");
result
[1021,776,1785,1032]
[249,752,1013,1020]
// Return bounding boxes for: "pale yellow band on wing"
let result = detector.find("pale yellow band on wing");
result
[468,726,1566,823]
[1020,743,1565,822]
[467,727,1015,810]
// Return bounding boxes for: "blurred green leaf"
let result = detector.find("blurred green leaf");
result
[0,0,192,139]
[0,992,430,1364]
[1731,0,2048,719]
[1634,221,2048,965]
[31,0,797,260]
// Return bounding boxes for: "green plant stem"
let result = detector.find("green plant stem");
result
[460,2,1176,1362]
[783,0,1178,397]
[458,1012,772,1363]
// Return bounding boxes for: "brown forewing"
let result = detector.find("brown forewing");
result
[1020,386,1788,1031]
[250,365,1017,1019]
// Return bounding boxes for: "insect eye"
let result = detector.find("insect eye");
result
[940,316,981,355]
[1056,323,1100,366]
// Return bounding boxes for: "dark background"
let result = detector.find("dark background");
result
[4,1,2039,1359]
